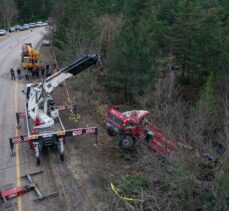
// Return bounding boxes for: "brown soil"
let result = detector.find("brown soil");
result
[40,46,138,210]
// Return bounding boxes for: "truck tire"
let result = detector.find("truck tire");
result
[60,154,64,161]
[36,158,40,165]
[119,135,135,151]
[107,128,116,137]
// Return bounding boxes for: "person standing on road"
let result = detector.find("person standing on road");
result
[24,68,29,81]
[35,65,40,79]
[46,69,51,78]
[17,67,21,80]
[28,67,33,80]
[46,64,49,72]
[32,66,36,79]
[41,65,45,78]
[10,68,16,80]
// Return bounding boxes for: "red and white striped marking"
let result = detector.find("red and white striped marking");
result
[57,106,66,111]
[23,136,31,142]
[86,128,95,134]
[12,136,31,143]
[19,112,26,117]
[12,137,23,143]
[73,130,82,136]
[57,105,72,111]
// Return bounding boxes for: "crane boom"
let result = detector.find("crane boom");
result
[27,54,101,129]
[43,54,99,94]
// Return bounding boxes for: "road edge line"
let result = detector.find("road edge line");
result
[15,80,22,211]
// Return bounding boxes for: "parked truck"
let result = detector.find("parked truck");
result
[10,54,101,165]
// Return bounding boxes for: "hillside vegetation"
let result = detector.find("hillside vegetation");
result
[9,0,229,210]
[51,0,229,210]
[52,1,229,210]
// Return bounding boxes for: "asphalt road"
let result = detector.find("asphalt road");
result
[0,28,94,211]
[0,28,62,211]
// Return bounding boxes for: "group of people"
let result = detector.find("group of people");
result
[10,63,57,81]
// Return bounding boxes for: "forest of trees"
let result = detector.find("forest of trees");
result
[54,0,228,100]
[15,0,54,22]
[0,0,56,28]
[53,1,229,210]
[3,0,228,210]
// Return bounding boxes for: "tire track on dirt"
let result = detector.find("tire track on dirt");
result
[49,152,86,210]
[44,150,95,211]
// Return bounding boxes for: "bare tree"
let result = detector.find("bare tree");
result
[0,0,18,28]
[221,85,229,154]
[97,14,123,58]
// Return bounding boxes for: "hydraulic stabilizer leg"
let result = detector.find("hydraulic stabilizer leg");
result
[94,128,98,145]
[34,143,40,165]
[9,138,15,156]
[58,137,64,161]
[16,113,21,129]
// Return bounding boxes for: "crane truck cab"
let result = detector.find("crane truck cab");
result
[21,43,40,69]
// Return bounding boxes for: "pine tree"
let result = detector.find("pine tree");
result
[54,0,98,64]
[171,0,228,86]
[195,72,219,136]
[170,0,202,84]
[16,0,55,22]
[105,0,167,102]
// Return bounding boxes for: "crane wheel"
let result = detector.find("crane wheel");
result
[36,158,40,165]
[60,154,64,161]
[119,135,135,151]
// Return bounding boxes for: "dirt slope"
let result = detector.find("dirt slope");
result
[40,46,138,210]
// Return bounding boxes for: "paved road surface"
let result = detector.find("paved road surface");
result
[0,28,44,211]
[0,29,91,211]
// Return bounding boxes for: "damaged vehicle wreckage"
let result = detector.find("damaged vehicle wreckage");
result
[0,171,58,204]
[102,106,218,170]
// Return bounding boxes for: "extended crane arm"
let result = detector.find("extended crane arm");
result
[27,54,101,128]
[43,54,100,94]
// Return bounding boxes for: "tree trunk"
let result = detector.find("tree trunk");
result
[0,0,18,29]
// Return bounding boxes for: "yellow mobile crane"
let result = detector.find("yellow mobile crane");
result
[21,43,40,69]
